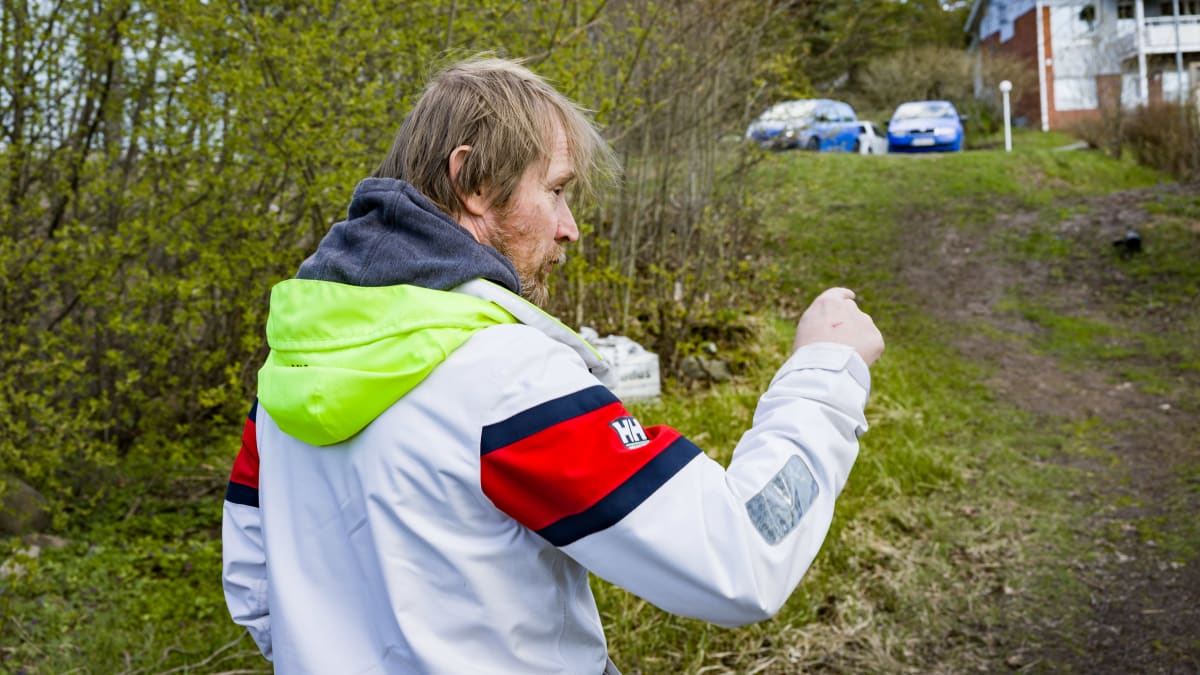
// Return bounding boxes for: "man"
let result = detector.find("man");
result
[222,58,883,674]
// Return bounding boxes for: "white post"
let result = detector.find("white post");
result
[1135,0,1149,105]
[1173,0,1185,103]
[1035,0,1050,131]
[1000,80,1013,152]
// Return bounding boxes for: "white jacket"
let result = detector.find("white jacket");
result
[223,279,870,674]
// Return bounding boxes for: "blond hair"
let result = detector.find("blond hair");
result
[375,58,614,218]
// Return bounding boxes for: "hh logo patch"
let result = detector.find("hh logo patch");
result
[609,416,650,449]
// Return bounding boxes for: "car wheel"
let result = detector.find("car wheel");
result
[853,139,863,154]
[806,137,820,152]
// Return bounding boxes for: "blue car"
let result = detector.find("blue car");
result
[745,99,861,152]
[886,100,964,153]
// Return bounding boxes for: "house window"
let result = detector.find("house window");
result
[1162,69,1193,103]
[1160,0,1200,14]
[1117,0,1134,18]
[1051,4,1099,40]
[1079,3,1097,29]
[1055,76,1099,111]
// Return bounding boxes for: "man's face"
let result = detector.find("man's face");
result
[487,124,579,307]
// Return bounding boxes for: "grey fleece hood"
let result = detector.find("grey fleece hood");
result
[296,178,521,292]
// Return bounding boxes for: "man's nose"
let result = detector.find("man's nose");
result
[557,202,579,243]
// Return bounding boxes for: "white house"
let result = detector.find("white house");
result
[965,0,1200,129]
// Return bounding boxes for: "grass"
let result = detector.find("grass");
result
[0,449,261,673]
[598,131,1194,671]
[2,129,1196,673]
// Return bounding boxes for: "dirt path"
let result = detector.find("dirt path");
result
[896,184,1200,673]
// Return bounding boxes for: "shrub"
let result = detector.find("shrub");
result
[852,46,1035,139]
[1066,101,1200,182]
[0,0,803,517]
[1122,102,1200,182]
[544,1,797,372]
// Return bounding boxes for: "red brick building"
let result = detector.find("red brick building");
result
[965,0,1200,130]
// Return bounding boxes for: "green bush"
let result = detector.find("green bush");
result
[0,1,811,517]
[851,46,1036,138]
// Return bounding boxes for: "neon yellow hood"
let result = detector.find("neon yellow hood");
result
[257,279,517,446]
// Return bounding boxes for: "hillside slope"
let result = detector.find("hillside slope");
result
[756,135,1199,673]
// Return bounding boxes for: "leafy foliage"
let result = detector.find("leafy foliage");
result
[1,0,416,515]
[538,1,802,370]
[852,45,1037,137]
[0,0,822,517]
[1,0,980,517]
[777,0,969,90]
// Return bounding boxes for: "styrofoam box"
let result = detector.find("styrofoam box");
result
[580,328,662,401]
[610,351,661,401]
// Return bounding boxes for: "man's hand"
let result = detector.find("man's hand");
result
[792,287,884,366]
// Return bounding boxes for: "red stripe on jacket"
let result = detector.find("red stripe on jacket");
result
[229,413,260,490]
[481,402,682,531]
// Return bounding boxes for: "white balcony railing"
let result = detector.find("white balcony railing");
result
[1114,15,1200,61]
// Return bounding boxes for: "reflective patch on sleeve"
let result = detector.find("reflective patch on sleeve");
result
[745,456,820,545]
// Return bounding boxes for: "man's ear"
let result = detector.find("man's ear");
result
[449,145,488,217]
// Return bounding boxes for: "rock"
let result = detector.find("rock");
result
[680,356,733,383]
[701,357,733,382]
[680,356,707,381]
[0,474,52,535]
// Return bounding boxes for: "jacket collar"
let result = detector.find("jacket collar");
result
[453,279,615,389]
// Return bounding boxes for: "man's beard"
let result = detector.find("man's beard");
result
[491,227,564,308]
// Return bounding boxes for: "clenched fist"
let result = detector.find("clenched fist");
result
[792,287,884,366]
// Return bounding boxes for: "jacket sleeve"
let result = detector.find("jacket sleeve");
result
[221,400,273,660]
[480,340,869,627]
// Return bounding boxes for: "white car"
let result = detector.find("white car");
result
[856,121,888,155]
